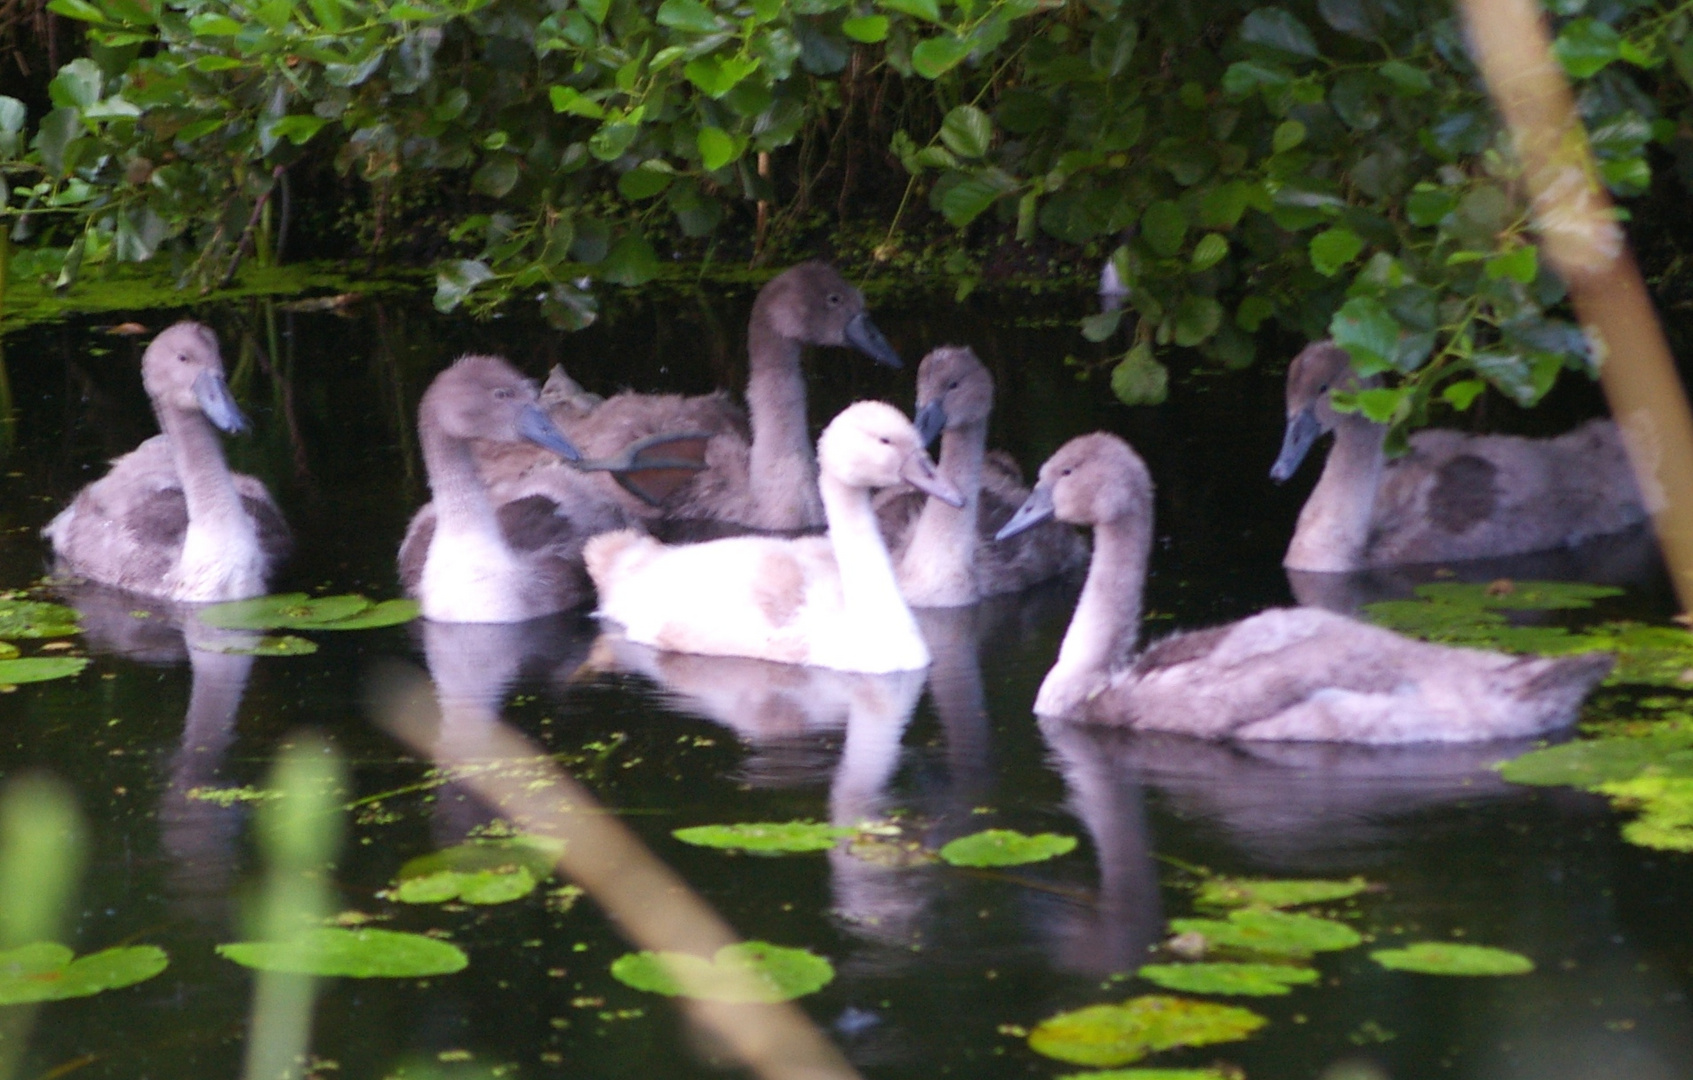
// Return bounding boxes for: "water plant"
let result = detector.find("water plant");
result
[1027,995,1267,1068]
[1368,941,1534,976]
[608,941,834,1003]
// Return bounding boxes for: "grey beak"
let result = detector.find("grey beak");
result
[843,311,901,368]
[996,483,1055,541]
[900,449,964,508]
[1269,406,1323,483]
[913,400,947,447]
[518,403,582,463]
[193,371,249,435]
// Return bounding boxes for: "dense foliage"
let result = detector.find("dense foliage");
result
[0,0,1687,428]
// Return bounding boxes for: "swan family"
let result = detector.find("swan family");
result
[44,283,1634,742]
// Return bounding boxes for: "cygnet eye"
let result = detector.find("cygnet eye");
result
[947,379,960,391]
[826,292,843,306]
[1060,467,1074,477]
[493,387,513,401]
[177,353,189,363]
[878,435,892,445]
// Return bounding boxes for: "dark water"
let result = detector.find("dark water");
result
[1,284,1691,1080]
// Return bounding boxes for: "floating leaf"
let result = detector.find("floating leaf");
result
[0,942,168,1004]
[1195,876,1369,910]
[217,928,468,977]
[1370,942,1533,975]
[392,835,562,903]
[1498,731,1693,788]
[610,942,833,1002]
[1168,910,1361,956]
[0,642,16,660]
[1410,581,1623,610]
[1599,775,1693,851]
[1029,995,1267,1067]
[673,821,852,854]
[0,600,81,639]
[309,599,419,630]
[199,635,318,657]
[938,829,1077,867]
[393,865,538,905]
[1138,961,1319,996]
[0,657,89,685]
[199,594,368,629]
[1362,599,1504,641]
[1056,1071,1235,1080]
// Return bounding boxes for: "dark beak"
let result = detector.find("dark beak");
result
[996,483,1055,541]
[518,403,582,463]
[843,311,901,368]
[1269,406,1323,483]
[913,400,947,447]
[899,448,964,508]
[193,371,249,435]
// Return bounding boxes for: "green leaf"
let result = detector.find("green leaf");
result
[1140,200,1186,257]
[394,866,538,905]
[307,599,419,630]
[589,121,640,161]
[655,0,724,33]
[937,829,1077,867]
[1271,119,1307,154]
[1052,1071,1232,1080]
[0,600,81,639]
[878,0,941,23]
[218,929,468,977]
[1485,244,1538,284]
[1378,59,1432,95]
[684,54,760,98]
[0,657,89,685]
[1553,18,1620,79]
[1406,185,1457,226]
[842,15,888,42]
[199,594,370,630]
[1168,910,1362,956]
[1138,962,1319,996]
[1111,344,1169,406]
[610,942,833,1002]
[1371,942,1534,976]
[672,821,852,854]
[435,258,496,312]
[1083,309,1125,343]
[617,161,674,200]
[1194,876,1370,910]
[1362,599,1507,641]
[189,12,243,34]
[940,105,993,159]
[548,86,605,119]
[696,125,743,170]
[269,115,327,146]
[1190,233,1228,272]
[1411,581,1622,610]
[49,58,103,111]
[1498,731,1693,788]
[599,232,660,286]
[1222,59,1292,97]
[1236,295,1275,332]
[471,154,520,197]
[1029,995,1267,1067]
[1171,294,1224,348]
[199,635,318,657]
[1328,297,1399,373]
[45,0,112,24]
[0,943,167,1004]
[1240,8,1319,59]
[1309,227,1363,276]
[912,34,971,79]
[1442,379,1486,410]
[1089,18,1139,77]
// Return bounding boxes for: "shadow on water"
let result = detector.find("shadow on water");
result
[0,283,1690,1078]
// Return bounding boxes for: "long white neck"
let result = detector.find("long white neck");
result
[418,416,523,621]
[821,470,928,669]
[1035,513,1149,715]
[745,324,823,530]
[1283,412,1385,572]
[157,403,264,600]
[896,420,983,607]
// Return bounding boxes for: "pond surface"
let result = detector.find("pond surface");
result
[1,280,1692,1080]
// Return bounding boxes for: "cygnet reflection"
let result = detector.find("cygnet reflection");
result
[56,582,262,927]
[416,614,598,845]
[1287,523,1664,614]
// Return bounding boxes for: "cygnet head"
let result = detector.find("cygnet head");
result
[817,401,964,506]
[912,345,993,445]
[752,262,901,367]
[997,433,1152,538]
[1270,340,1373,483]
[140,321,248,434]
[420,354,581,461]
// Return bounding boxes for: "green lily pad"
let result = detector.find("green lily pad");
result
[1055,1071,1236,1080]
[1370,941,1534,975]
[1412,581,1622,610]
[391,836,564,905]
[1138,962,1319,996]
[609,941,833,1003]
[1362,599,1505,640]
[0,657,89,685]
[0,942,168,1004]
[1600,775,1693,851]
[672,821,853,855]
[0,642,17,660]
[199,634,318,657]
[217,928,468,977]
[393,865,539,905]
[1028,995,1267,1067]
[0,600,81,639]
[1168,910,1362,956]
[1194,876,1369,910]
[1599,623,1693,686]
[1498,731,1693,787]
[937,829,1078,867]
[197,594,417,631]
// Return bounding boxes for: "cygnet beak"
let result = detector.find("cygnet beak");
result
[912,399,947,447]
[193,371,250,435]
[843,311,901,368]
[996,483,1055,541]
[1269,405,1323,483]
[900,447,964,508]
[517,403,582,463]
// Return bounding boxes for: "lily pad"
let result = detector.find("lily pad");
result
[391,837,562,905]
[393,865,539,905]
[609,941,833,1003]
[1370,941,1534,975]
[0,642,17,660]
[1028,995,1267,1067]
[0,942,168,1004]
[1194,876,1369,910]
[217,928,468,977]
[1167,910,1362,956]
[1600,623,1693,686]
[937,829,1078,867]
[0,657,89,685]
[1412,581,1622,610]
[197,593,417,631]
[1498,731,1693,787]
[1137,962,1319,996]
[1362,599,1504,640]
[0,600,81,639]
[399,834,564,879]
[1600,775,1693,851]
[198,634,318,657]
[1056,1071,1236,1080]
[672,821,853,855]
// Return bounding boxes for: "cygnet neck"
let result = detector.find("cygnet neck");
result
[745,321,821,529]
[1284,409,1386,572]
[820,467,923,657]
[898,418,985,606]
[1036,506,1150,715]
[156,399,250,536]
[419,409,503,544]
